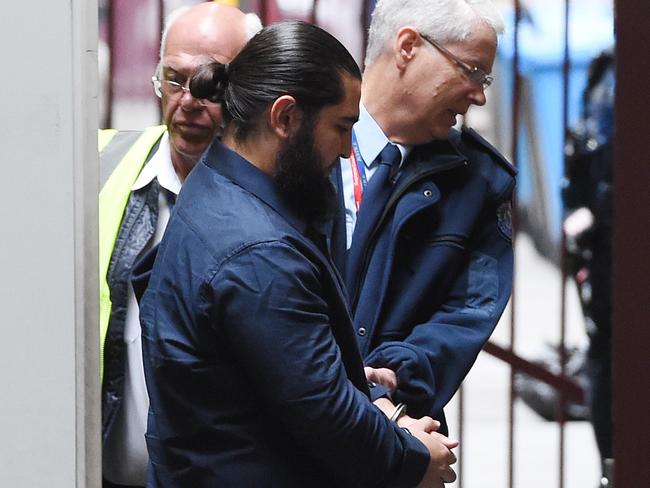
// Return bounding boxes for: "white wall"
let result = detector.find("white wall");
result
[0,1,100,486]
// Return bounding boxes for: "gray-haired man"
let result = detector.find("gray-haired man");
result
[331,0,517,437]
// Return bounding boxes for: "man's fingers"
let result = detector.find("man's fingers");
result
[411,416,440,433]
[429,430,459,449]
[447,449,457,465]
[441,466,457,484]
[397,415,440,431]
[364,367,398,391]
[442,437,459,450]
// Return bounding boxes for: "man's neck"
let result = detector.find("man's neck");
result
[361,66,413,146]
[170,150,198,183]
[222,132,279,177]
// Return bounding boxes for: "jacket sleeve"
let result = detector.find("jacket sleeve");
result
[365,187,515,421]
[210,241,429,488]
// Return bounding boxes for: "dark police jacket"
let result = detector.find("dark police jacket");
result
[138,141,429,488]
[331,128,517,426]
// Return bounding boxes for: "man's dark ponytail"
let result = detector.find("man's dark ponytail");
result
[188,20,361,142]
[190,62,229,104]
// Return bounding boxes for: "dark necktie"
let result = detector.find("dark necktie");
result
[345,142,401,300]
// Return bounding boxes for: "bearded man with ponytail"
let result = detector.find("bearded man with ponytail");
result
[137,20,457,488]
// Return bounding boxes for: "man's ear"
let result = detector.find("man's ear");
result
[393,26,420,71]
[269,95,302,140]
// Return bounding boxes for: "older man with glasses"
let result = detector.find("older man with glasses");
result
[98,3,261,487]
[329,0,517,441]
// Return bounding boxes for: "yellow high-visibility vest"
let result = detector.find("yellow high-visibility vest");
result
[98,125,167,380]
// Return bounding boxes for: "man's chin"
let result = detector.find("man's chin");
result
[171,139,211,161]
[171,123,219,146]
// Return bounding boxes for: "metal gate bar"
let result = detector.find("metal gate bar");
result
[557,1,572,487]
[507,2,522,486]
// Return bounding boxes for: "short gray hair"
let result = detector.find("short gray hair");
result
[155,6,262,78]
[365,0,505,67]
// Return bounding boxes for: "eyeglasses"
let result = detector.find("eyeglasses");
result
[151,76,219,107]
[419,33,494,89]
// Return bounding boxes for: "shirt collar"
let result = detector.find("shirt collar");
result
[131,132,182,195]
[202,140,310,234]
[354,103,411,168]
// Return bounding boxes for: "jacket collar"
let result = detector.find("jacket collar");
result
[410,130,467,167]
[202,139,310,235]
[391,132,467,189]
[131,132,182,195]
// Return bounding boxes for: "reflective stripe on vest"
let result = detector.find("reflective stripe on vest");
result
[100,130,146,188]
[98,128,117,153]
[98,125,167,381]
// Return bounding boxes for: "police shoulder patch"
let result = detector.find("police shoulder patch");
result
[497,201,513,242]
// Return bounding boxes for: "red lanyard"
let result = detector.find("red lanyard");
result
[349,131,367,213]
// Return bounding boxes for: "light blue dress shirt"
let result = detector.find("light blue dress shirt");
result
[340,103,410,248]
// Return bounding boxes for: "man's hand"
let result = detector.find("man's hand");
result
[406,417,458,487]
[372,396,458,486]
[365,366,398,392]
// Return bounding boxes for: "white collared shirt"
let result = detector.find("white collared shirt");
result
[103,132,181,486]
[340,103,410,248]
[131,133,182,196]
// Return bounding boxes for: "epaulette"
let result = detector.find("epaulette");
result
[461,126,517,176]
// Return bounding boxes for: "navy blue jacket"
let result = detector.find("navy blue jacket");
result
[138,141,430,487]
[331,128,517,427]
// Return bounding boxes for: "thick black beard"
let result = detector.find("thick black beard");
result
[273,119,338,223]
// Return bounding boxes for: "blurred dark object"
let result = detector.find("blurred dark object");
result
[562,47,615,463]
[513,49,614,473]
[514,343,590,421]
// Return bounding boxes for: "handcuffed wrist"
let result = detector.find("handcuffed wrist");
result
[389,402,408,422]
